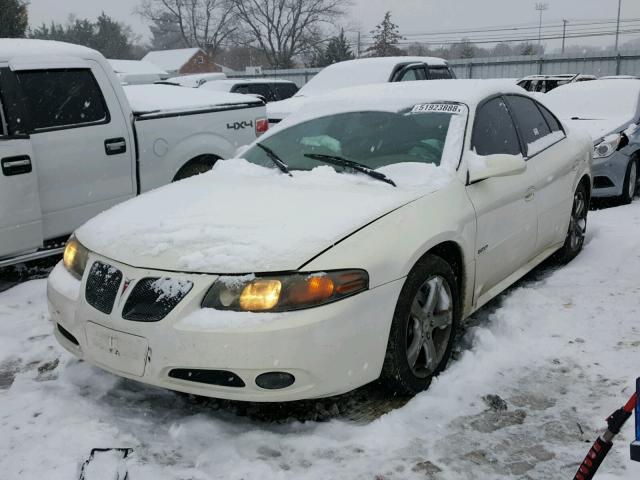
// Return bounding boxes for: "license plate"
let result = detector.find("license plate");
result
[85,322,148,377]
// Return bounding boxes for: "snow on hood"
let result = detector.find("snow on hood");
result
[267,95,309,120]
[76,159,455,274]
[543,79,640,141]
[124,84,261,115]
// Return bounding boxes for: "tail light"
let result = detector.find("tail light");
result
[255,118,269,136]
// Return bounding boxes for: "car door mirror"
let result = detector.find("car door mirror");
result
[468,153,526,183]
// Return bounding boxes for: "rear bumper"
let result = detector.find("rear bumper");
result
[47,258,403,402]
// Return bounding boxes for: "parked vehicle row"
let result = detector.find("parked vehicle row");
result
[48,80,592,402]
[0,40,267,267]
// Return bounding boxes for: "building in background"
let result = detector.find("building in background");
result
[143,47,221,77]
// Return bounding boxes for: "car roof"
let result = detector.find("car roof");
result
[272,79,527,131]
[0,39,103,63]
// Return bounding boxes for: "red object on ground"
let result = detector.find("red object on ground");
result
[573,393,637,480]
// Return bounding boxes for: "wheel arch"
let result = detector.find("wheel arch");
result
[414,240,466,305]
[172,153,222,181]
[578,173,592,202]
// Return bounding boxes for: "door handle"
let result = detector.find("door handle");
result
[524,187,536,202]
[104,138,127,156]
[1,155,32,176]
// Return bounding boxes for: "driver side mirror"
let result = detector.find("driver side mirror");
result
[468,153,526,183]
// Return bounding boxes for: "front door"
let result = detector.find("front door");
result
[9,60,136,241]
[465,96,539,304]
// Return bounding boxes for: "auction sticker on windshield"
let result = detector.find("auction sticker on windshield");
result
[411,103,464,114]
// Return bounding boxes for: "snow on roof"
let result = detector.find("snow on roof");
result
[165,72,227,87]
[201,78,296,89]
[143,48,202,72]
[123,84,262,115]
[296,56,448,96]
[274,79,523,131]
[108,59,168,76]
[543,79,640,139]
[0,38,102,62]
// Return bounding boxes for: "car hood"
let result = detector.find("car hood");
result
[267,96,309,121]
[562,117,633,142]
[76,159,453,274]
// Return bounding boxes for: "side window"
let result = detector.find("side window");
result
[472,97,522,156]
[536,102,564,134]
[232,85,250,94]
[505,95,551,156]
[247,84,275,101]
[399,67,426,82]
[428,67,452,79]
[271,83,298,101]
[14,69,109,132]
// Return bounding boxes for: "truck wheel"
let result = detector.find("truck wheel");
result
[173,155,219,181]
[381,254,460,396]
[619,158,638,205]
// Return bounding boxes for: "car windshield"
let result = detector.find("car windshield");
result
[243,105,467,173]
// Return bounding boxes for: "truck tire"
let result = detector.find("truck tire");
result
[173,155,220,181]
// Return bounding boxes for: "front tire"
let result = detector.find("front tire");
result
[381,254,460,395]
[555,182,588,264]
[619,158,638,205]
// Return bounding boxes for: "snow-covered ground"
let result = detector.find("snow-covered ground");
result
[1,202,640,479]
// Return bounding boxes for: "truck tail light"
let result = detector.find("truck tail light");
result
[256,118,269,136]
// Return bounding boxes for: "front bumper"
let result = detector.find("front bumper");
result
[47,257,403,402]
[591,152,630,198]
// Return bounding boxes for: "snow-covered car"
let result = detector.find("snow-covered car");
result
[0,40,267,268]
[199,78,299,103]
[544,79,640,203]
[47,80,592,402]
[267,56,455,124]
[162,72,227,87]
[517,74,596,93]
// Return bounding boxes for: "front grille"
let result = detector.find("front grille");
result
[168,368,246,388]
[594,176,615,189]
[122,277,193,322]
[85,261,123,314]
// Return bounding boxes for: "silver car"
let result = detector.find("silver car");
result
[545,79,640,203]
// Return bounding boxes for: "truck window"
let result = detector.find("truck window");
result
[15,69,109,132]
[246,84,275,102]
[428,67,453,79]
[271,83,298,101]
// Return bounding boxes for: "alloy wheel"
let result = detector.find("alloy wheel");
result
[405,275,453,379]
[569,189,587,251]
[628,161,637,199]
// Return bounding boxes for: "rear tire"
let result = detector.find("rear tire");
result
[380,254,460,395]
[173,155,219,181]
[619,158,638,205]
[555,182,588,264]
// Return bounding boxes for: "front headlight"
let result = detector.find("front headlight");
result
[594,134,621,159]
[202,270,369,312]
[63,235,89,280]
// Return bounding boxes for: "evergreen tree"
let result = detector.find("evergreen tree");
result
[31,13,136,59]
[0,0,28,38]
[366,11,404,57]
[314,29,354,67]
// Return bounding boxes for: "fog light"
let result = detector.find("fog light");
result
[255,372,295,390]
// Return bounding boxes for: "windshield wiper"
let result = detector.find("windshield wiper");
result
[256,143,292,176]
[303,153,396,187]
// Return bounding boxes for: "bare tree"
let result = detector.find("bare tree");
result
[230,0,349,69]
[137,0,237,55]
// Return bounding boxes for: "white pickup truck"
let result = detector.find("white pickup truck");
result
[0,40,267,267]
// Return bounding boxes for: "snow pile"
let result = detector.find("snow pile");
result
[124,84,261,114]
[76,158,454,274]
[2,203,640,478]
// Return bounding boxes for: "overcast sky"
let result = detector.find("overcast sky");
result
[27,0,640,51]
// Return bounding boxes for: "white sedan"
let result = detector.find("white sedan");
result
[47,80,592,402]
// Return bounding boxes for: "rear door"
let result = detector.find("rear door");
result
[465,96,539,303]
[11,60,135,240]
[0,67,43,258]
[504,95,574,251]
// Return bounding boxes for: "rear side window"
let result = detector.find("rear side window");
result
[505,95,551,155]
[399,67,426,82]
[15,69,109,131]
[537,103,564,133]
[472,97,522,156]
[428,67,453,79]
[271,83,298,101]
[246,84,275,101]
